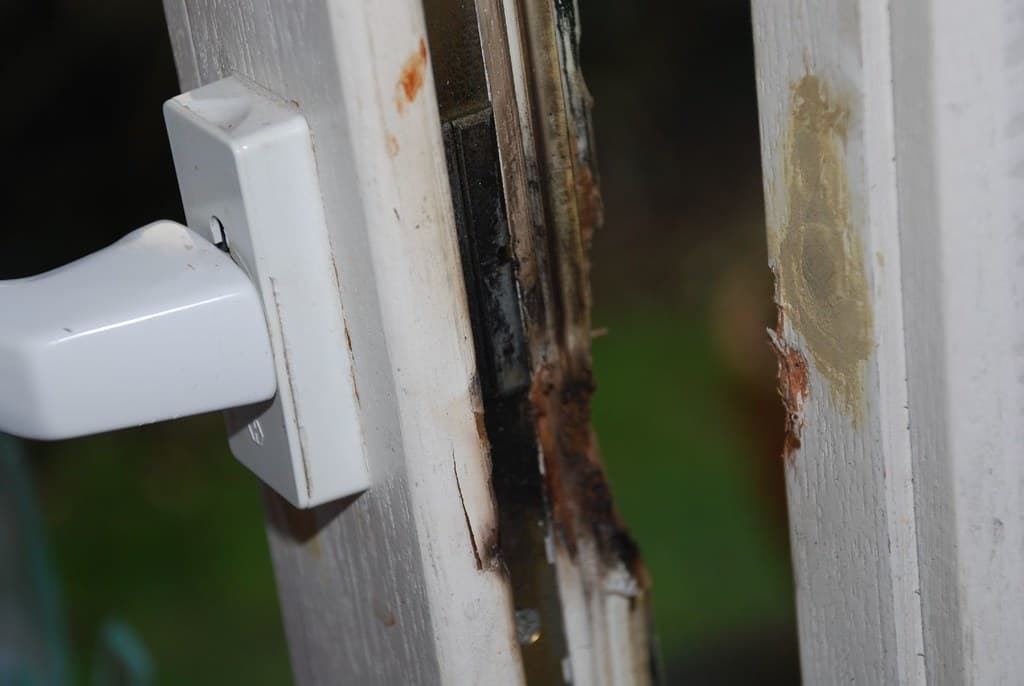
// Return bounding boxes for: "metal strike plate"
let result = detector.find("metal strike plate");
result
[164,76,368,508]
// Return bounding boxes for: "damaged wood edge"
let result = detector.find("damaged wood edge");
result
[767,298,809,464]
[513,0,593,365]
[478,0,557,354]
[527,363,640,574]
[427,1,572,682]
[764,73,872,456]
[479,0,659,683]
[775,74,872,424]
[507,0,644,572]
[441,99,572,686]
[551,0,605,252]
[428,0,659,680]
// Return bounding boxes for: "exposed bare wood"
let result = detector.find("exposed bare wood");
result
[426,1,570,678]
[475,0,659,683]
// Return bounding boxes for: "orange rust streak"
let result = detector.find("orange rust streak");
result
[395,38,428,114]
[529,361,646,583]
[574,164,604,249]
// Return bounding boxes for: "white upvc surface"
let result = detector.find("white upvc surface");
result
[753,0,1024,682]
[0,221,275,441]
[166,75,369,508]
[890,2,1024,682]
[163,1,524,684]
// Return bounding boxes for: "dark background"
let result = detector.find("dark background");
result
[1,1,797,683]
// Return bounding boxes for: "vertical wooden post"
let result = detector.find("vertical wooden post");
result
[753,0,1024,682]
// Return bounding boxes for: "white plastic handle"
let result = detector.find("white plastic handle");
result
[0,220,276,440]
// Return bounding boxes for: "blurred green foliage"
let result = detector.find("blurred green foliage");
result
[591,307,794,663]
[28,421,291,685]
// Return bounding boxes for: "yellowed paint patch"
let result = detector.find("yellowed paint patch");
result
[776,75,873,421]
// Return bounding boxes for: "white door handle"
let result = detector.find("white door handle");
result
[0,221,276,440]
[0,76,368,509]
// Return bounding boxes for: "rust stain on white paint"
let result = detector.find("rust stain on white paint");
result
[395,38,428,114]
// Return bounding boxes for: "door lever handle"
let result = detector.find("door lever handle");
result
[0,75,368,509]
[0,221,276,441]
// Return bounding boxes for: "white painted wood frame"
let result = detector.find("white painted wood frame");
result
[753,1,1024,682]
[162,2,524,683]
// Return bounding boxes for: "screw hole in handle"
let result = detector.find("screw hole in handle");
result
[210,216,230,253]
